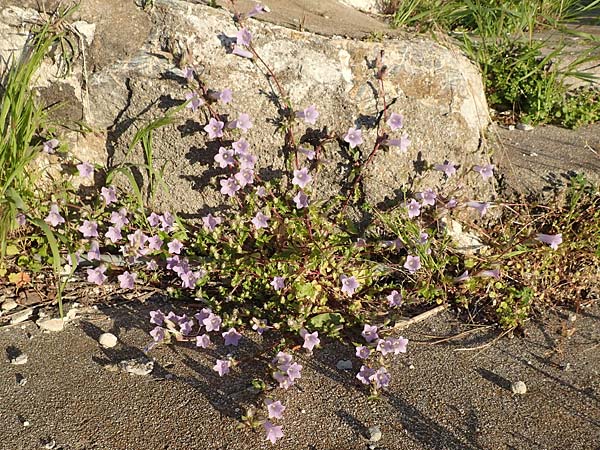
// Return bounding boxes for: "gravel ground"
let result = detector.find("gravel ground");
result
[1,299,598,450]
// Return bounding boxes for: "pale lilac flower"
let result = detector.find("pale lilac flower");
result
[264,421,284,444]
[387,112,404,131]
[292,167,312,189]
[147,235,163,251]
[466,201,490,217]
[256,186,267,197]
[77,162,94,179]
[196,334,211,348]
[16,213,26,226]
[150,326,165,342]
[293,190,309,209]
[340,275,360,297]
[110,209,129,228]
[376,338,395,356]
[213,359,231,376]
[45,204,65,227]
[150,309,165,325]
[232,45,253,59]
[393,336,408,354]
[478,268,500,279]
[105,226,122,243]
[236,28,252,46]
[238,152,257,169]
[185,91,203,112]
[220,177,240,197]
[387,290,402,307]
[87,266,107,285]
[404,255,421,273]
[454,270,470,283]
[166,255,181,271]
[234,113,252,132]
[270,276,285,291]
[87,240,100,261]
[300,329,320,352]
[298,146,316,160]
[203,313,222,332]
[146,260,158,271]
[183,66,194,81]
[473,164,494,181]
[355,345,371,359]
[446,198,458,209]
[179,319,194,335]
[232,138,250,155]
[215,146,235,168]
[355,238,367,248]
[252,212,269,229]
[266,400,286,420]
[344,127,363,148]
[194,308,212,323]
[273,352,293,370]
[43,138,59,154]
[434,161,457,177]
[407,199,421,219]
[369,367,391,389]
[204,118,224,139]
[536,233,562,250]
[247,3,267,17]
[127,229,148,249]
[252,318,271,335]
[361,324,379,343]
[234,168,255,188]
[202,214,222,231]
[382,238,403,251]
[419,188,437,206]
[118,271,136,289]
[101,186,117,205]
[419,232,429,245]
[167,239,183,255]
[356,365,376,385]
[286,362,303,382]
[79,220,98,238]
[222,328,242,346]
[296,105,319,125]
[180,270,200,289]
[159,212,175,232]
[147,212,161,227]
[219,88,232,104]
[384,134,410,152]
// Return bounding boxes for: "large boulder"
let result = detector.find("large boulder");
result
[0,0,494,217]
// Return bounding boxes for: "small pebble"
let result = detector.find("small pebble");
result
[368,425,382,442]
[118,358,154,376]
[23,420,30,427]
[10,354,28,365]
[508,124,515,131]
[516,123,534,131]
[98,332,118,348]
[336,359,353,370]
[15,373,27,386]
[511,380,527,395]
[37,318,64,332]
[409,364,415,370]
[1,299,18,311]
[10,308,32,325]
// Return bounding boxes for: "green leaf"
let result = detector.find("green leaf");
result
[308,312,344,329]
[6,244,19,256]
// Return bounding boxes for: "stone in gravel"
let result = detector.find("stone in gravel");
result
[10,308,32,325]
[368,426,382,442]
[37,318,64,332]
[336,359,353,370]
[516,123,534,131]
[117,358,154,376]
[10,354,28,365]
[98,332,118,348]
[511,380,527,394]
[15,373,27,386]
[1,299,18,311]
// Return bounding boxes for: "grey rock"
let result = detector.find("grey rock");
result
[1,298,18,311]
[516,123,534,131]
[118,358,154,376]
[9,308,32,325]
[336,359,353,370]
[511,380,527,395]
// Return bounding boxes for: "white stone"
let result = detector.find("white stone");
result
[98,332,118,348]
[118,358,154,376]
[337,0,381,14]
[10,354,28,365]
[442,218,488,254]
[511,380,527,394]
[368,425,382,442]
[37,318,64,332]
[336,359,353,370]
[516,123,534,131]
[72,21,96,46]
